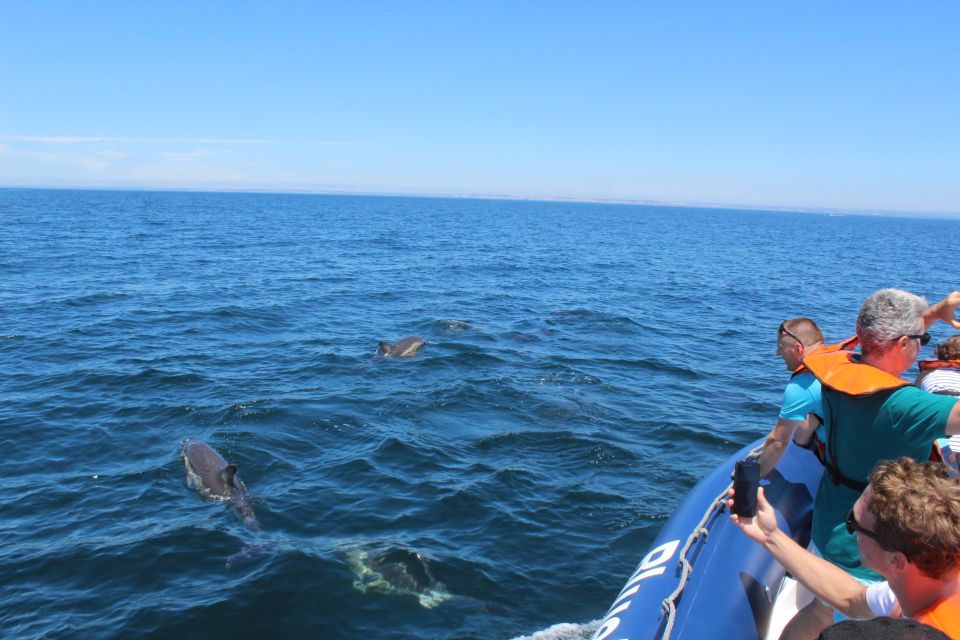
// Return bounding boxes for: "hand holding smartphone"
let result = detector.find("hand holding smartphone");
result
[731,459,760,517]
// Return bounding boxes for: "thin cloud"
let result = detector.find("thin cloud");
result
[73,157,113,171]
[308,139,378,147]
[0,135,269,144]
[0,135,376,147]
[124,161,248,183]
[0,145,60,161]
[0,144,112,169]
[160,148,227,162]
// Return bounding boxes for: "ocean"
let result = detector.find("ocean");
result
[2,188,959,639]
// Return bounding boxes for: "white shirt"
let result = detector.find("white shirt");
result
[920,369,960,396]
[866,581,899,617]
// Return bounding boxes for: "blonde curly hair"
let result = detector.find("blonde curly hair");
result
[936,335,960,361]
[868,457,960,579]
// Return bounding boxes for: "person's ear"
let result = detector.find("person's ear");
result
[888,551,910,573]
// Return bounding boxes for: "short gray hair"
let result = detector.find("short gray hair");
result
[857,288,927,356]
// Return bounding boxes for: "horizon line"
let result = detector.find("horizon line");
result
[1,181,958,220]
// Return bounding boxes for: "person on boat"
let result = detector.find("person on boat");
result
[729,457,960,639]
[757,318,826,478]
[916,335,960,397]
[782,289,960,638]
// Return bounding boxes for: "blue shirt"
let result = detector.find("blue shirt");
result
[779,371,822,422]
[780,371,825,441]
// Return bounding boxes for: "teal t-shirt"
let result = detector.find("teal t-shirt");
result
[779,372,823,421]
[812,385,957,580]
[779,371,825,440]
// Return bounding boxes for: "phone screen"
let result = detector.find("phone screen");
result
[732,460,760,517]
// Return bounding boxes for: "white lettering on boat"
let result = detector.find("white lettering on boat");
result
[592,539,680,640]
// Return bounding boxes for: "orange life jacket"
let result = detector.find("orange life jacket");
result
[913,592,960,638]
[800,349,910,490]
[919,359,960,372]
[801,350,909,397]
[790,337,860,465]
[791,336,860,378]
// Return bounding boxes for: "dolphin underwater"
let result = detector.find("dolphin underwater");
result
[345,544,453,608]
[377,336,426,357]
[181,439,260,530]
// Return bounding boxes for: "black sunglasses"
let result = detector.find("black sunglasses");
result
[901,332,932,346]
[778,321,802,345]
[845,508,896,552]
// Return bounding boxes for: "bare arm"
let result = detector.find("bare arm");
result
[729,488,875,619]
[793,414,820,449]
[944,401,960,436]
[757,418,805,477]
[923,291,960,331]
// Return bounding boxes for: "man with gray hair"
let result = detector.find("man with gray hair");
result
[780,289,960,639]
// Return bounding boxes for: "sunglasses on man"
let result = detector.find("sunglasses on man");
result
[902,332,931,346]
[778,321,803,345]
[845,508,903,557]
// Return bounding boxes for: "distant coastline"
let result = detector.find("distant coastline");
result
[1,182,958,220]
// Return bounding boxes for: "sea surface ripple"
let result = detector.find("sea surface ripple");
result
[2,189,959,639]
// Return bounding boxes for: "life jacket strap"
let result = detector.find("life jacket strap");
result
[793,433,827,466]
[824,459,868,492]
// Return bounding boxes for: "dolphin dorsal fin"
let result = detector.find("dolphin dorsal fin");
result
[220,464,238,486]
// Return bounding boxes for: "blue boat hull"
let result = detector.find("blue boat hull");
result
[593,439,823,640]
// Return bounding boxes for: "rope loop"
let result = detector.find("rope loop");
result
[657,444,763,640]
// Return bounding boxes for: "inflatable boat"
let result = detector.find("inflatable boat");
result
[593,438,823,640]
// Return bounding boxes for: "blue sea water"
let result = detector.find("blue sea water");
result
[2,188,959,640]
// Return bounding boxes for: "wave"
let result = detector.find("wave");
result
[60,290,134,308]
[511,620,601,640]
[433,319,473,334]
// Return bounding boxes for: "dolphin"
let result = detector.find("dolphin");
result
[345,544,453,608]
[181,439,260,530]
[377,336,426,357]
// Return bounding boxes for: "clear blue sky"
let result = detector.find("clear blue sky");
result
[2,1,958,213]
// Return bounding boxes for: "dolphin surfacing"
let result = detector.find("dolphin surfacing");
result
[344,544,453,608]
[377,336,425,357]
[181,439,260,530]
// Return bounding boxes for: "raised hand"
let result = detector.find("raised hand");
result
[925,291,960,330]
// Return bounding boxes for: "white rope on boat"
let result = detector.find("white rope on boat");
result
[659,481,731,639]
[659,446,763,639]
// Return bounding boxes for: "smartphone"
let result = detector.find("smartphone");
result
[732,459,760,517]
